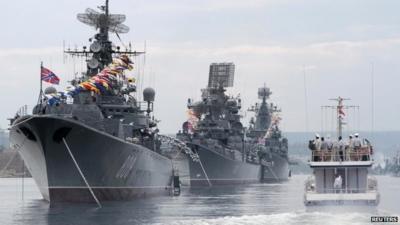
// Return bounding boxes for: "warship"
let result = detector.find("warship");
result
[8,0,193,203]
[384,152,400,177]
[246,86,289,182]
[177,63,275,186]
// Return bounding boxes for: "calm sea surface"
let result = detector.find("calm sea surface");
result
[0,175,399,225]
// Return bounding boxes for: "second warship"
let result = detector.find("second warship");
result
[177,63,286,186]
[383,152,400,177]
[246,86,289,182]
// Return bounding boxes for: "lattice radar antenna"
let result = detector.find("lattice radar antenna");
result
[207,63,235,88]
[64,0,144,77]
[77,7,129,34]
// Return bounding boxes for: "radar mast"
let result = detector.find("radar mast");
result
[323,97,358,137]
[64,0,144,77]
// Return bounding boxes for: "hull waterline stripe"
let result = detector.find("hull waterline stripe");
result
[47,186,172,189]
[189,178,260,181]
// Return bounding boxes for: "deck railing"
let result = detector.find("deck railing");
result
[15,105,29,117]
[306,188,377,194]
[310,146,372,162]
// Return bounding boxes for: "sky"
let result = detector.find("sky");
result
[1,0,400,134]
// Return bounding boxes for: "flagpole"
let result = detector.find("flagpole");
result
[39,62,43,107]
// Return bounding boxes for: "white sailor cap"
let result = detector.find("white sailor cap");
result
[354,133,359,137]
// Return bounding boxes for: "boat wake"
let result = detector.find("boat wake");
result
[157,211,381,225]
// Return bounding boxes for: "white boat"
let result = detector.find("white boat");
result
[304,97,379,206]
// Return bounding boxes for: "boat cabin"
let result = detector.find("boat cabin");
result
[304,97,379,206]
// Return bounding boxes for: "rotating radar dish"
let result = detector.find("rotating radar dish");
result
[90,41,102,52]
[87,58,100,69]
[77,8,101,28]
[109,23,129,34]
[77,8,129,33]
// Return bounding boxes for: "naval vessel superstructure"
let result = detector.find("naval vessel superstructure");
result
[177,63,266,186]
[246,86,289,182]
[384,152,400,177]
[8,1,190,203]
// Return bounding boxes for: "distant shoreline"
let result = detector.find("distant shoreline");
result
[0,150,31,178]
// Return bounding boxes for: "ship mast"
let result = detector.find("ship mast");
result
[325,97,358,137]
[260,83,269,105]
[249,84,272,131]
[64,0,144,77]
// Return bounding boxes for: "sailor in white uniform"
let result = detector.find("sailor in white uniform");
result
[346,135,354,160]
[326,135,333,150]
[314,134,321,150]
[312,134,322,161]
[353,133,362,149]
[333,136,345,161]
[334,174,343,193]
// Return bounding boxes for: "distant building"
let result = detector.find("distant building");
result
[208,62,235,88]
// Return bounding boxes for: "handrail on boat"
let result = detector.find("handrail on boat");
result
[305,188,378,194]
[310,146,372,162]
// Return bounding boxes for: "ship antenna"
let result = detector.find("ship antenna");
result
[105,0,109,16]
[302,65,309,133]
[141,41,147,99]
[370,62,375,142]
[327,97,356,138]
[262,82,267,103]
[67,0,143,77]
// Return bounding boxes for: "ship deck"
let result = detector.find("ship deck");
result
[309,161,373,168]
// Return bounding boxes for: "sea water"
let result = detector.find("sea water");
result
[0,175,398,225]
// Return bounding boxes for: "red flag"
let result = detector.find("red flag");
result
[338,105,345,117]
[41,67,60,85]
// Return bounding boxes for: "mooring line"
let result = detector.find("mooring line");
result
[62,138,102,208]
[10,116,36,129]
[197,154,212,187]
[264,163,279,182]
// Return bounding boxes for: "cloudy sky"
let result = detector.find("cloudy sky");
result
[1,0,400,134]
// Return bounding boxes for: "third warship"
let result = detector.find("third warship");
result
[246,86,289,182]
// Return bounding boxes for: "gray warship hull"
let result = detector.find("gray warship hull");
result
[188,144,261,186]
[261,153,289,182]
[10,115,175,203]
